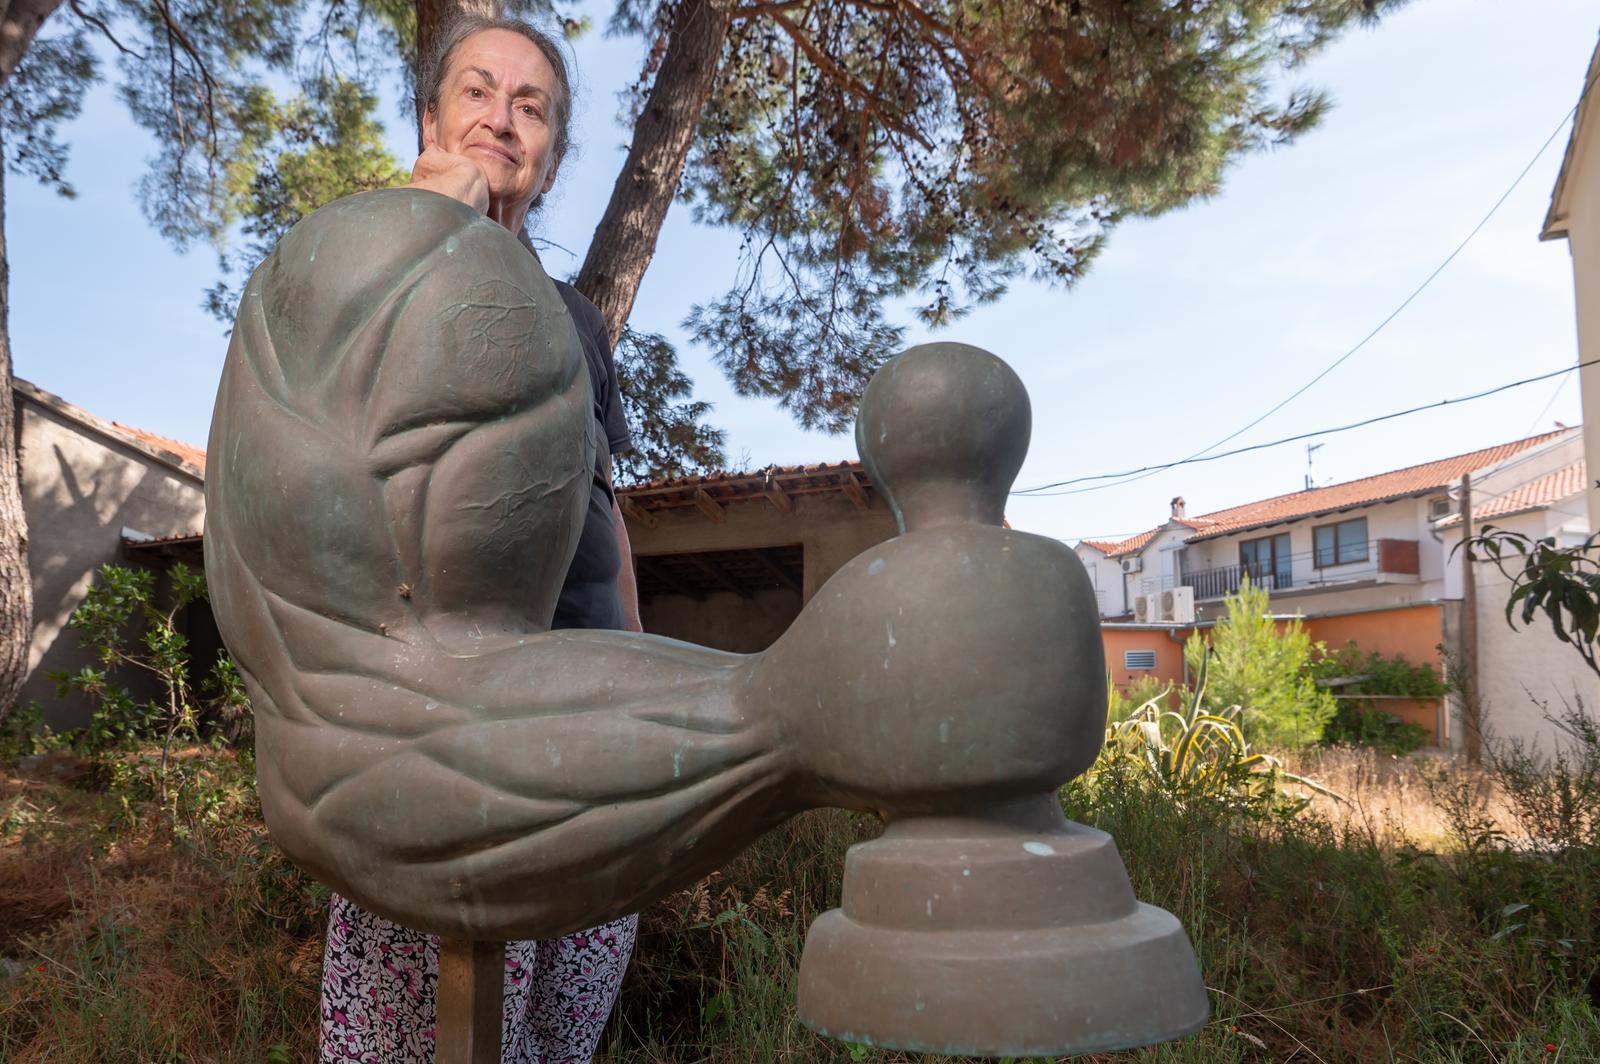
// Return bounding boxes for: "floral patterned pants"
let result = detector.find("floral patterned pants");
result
[319,892,638,1063]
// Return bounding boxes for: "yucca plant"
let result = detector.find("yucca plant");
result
[1099,662,1341,817]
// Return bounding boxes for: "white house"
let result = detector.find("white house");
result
[1542,30,1600,529]
[1076,427,1592,750]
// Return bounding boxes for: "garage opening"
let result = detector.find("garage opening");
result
[635,545,804,653]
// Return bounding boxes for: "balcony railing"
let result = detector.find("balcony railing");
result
[1162,538,1420,600]
[1183,562,1290,600]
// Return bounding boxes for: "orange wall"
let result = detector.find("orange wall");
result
[1098,604,1448,742]
[1101,627,1191,691]
[1300,605,1445,673]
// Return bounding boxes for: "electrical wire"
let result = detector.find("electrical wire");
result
[1522,373,1573,438]
[1056,63,1600,498]
[1013,359,1600,497]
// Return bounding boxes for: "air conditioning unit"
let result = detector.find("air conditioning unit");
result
[1121,556,1143,574]
[1133,594,1153,623]
[1160,586,1196,625]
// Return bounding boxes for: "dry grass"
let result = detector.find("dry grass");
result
[0,750,323,1063]
[1284,744,1521,848]
[4,738,1598,1064]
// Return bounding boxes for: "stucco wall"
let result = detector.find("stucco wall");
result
[641,587,802,653]
[1301,604,1448,745]
[625,489,897,650]
[19,398,206,729]
[1554,62,1600,528]
[1068,547,1120,614]
[1099,626,1190,693]
[1300,603,1446,673]
[1470,509,1599,752]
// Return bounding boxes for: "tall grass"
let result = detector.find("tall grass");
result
[4,718,1598,1063]
[0,748,323,1063]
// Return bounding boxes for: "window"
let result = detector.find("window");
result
[1239,532,1292,587]
[1314,518,1368,567]
[1429,496,1453,519]
[1124,650,1158,670]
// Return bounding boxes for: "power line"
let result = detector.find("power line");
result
[1522,372,1573,438]
[1075,64,1600,498]
[1013,360,1599,497]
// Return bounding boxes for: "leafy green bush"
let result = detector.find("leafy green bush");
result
[1310,642,1446,754]
[1099,664,1337,818]
[1461,526,1600,676]
[47,563,249,810]
[1105,674,1175,725]
[1184,578,1337,748]
[0,702,56,761]
[1321,703,1430,754]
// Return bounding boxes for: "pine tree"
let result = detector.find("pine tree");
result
[190,0,1408,464]
[1184,578,1338,749]
[0,0,1405,717]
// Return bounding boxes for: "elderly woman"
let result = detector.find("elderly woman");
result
[317,14,641,1062]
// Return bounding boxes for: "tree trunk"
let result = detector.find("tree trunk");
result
[575,0,730,347]
[0,0,62,85]
[0,125,35,723]
[415,0,500,70]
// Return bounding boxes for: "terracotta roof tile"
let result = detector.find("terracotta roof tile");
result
[1080,517,1215,557]
[1183,428,1575,542]
[1436,458,1586,528]
[619,459,862,493]
[112,423,207,474]
[617,460,876,517]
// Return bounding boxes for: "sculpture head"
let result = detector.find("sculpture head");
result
[417,17,573,223]
[855,342,1031,533]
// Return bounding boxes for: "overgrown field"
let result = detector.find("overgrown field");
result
[2,726,1597,1063]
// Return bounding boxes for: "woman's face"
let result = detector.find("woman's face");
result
[422,29,563,213]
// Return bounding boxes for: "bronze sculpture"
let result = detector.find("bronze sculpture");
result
[206,187,1208,1057]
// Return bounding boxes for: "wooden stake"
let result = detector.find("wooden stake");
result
[436,939,503,1064]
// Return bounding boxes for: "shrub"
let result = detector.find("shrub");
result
[1098,663,1338,819]
[48,563,249,811]
[1185,578,1337,748]
[1105,674,1175,725]
[1309,643,1447,755]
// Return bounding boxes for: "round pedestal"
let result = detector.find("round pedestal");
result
[796,816,1208,1057]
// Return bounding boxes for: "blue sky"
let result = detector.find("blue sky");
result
[9,2,1599,543]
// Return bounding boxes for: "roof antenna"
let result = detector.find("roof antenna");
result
[1304,443,1326,491]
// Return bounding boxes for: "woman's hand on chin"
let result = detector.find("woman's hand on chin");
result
[409,139,490,216]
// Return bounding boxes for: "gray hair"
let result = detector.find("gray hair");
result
[415,13,574,167]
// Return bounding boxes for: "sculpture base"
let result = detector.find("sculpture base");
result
[796,810,1208,1057]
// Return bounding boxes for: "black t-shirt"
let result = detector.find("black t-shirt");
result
[549,279,632,631]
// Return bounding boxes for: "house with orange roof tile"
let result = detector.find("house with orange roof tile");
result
[15,379,211,728]
[1078,427,1593,751]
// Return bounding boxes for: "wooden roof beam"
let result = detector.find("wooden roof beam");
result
[841,471,869,510]
[693,488,726,524]
[620,495,658,530]
[764,482,793,515]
